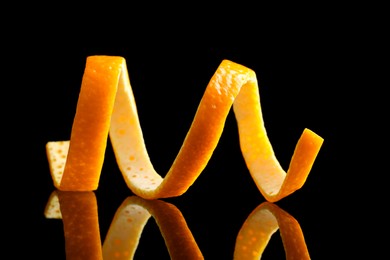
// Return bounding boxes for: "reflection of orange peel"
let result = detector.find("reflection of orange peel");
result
[44,191,102,259]
[44,192,310,259]
[46,56,324,201]
[103,195,203,259]
[44,191,203,259]
[234,202,310,259]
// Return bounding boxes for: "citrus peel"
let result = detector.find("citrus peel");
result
[234,201,310,259]
[46,55,324,201]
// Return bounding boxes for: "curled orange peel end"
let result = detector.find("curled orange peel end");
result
[46,55,324,201]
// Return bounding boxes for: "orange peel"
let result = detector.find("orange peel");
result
[234,202,310,259]
[46,55,324,201]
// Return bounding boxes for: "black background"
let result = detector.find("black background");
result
[4,4,381,259]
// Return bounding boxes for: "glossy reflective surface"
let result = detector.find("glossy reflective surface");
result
[8,44,363,259]
[44,191,311,259]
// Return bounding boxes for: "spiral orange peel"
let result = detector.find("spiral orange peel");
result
[46,55,323,201]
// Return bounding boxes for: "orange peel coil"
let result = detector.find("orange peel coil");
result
[46,55,324,201]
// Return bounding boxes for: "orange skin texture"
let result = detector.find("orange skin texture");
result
[59,57,122,190]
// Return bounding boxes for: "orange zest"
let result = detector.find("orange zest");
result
[46,55,324,201]
[44,191,203,259]
[234,202,310,259]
